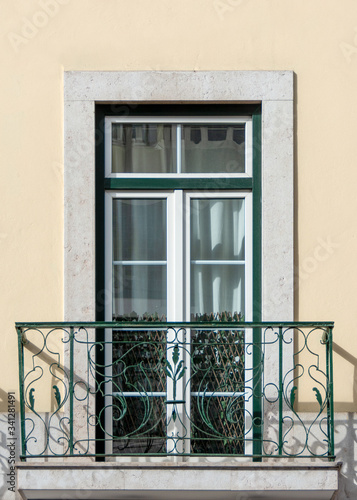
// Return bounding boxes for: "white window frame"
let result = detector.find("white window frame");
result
[104,189,253,456]
[105,116,253,178]
[184,190,252,323]
[105,190,252,321]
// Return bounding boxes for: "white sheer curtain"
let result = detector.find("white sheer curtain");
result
[112,197,245,320]
[190,198,245,318]
[112,124,173,174]
[112,199,167,319]
[112,123,245,174]
[182,125,245,173]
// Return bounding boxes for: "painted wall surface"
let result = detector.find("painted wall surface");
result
[1,0,357,498]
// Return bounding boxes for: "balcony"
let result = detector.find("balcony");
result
[16,321,335,461]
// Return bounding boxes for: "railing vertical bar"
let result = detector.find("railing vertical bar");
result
[278,326,283,455]
[252,326,262,460]
[328,326,335,460]
[69,327,74,455]
[17,327,27,461]
[325,327,330,456]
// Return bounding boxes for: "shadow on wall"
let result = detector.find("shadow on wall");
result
[333,343,357,412]
[334,413,357,499]
[332,343,357,499]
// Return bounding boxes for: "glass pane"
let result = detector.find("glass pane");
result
[113,199,166,261]
[112,396,166,454]
[191,199,245,260]
[113,265,166,319]
[190,329,245,393]
[189,328,245,454]
[190,264,245,318]
[112,329,167,454]
[113,329,167,392]
[190,395,245,454]
[112,123,174,173]
[182,124,245,173]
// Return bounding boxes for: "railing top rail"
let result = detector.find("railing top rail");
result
[15,321,335,330]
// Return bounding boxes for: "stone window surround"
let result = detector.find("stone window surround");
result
[64,70,294,322]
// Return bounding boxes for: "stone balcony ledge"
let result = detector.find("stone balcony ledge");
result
[17,460,340,500]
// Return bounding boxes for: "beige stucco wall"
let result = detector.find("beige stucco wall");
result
[1,0,357,417]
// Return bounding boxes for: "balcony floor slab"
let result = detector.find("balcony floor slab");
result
[16,461,340,500]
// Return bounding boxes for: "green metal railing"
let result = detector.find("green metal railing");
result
[16,321,334,460]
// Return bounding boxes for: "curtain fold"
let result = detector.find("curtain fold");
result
[190,198,245,318]
[112,124,173,173]
[113,199,167,318]
[182,125,245,173]
[112,123,245,174]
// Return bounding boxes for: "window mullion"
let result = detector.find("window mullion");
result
[177,125,182,174]
[166,190,186,456]
[167,191,183,321]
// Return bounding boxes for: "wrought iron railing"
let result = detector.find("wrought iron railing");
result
[16,321,334,460]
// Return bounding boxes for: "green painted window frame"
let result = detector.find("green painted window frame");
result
[95,103,262,458]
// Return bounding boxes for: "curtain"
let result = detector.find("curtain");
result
[182,125,245,174]
[190,198,245,318]
[112,124,173,174]
[113,198,167,319]
[112,123,245,174]
[111,123,246,319]
[112,197,245,319]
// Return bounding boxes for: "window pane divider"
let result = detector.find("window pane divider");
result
[177,124,182,174]
[113,261,166,265]
[113,392,166,397]
[191,260,245,265]
[113,391,246,397]
[191,392,245,397]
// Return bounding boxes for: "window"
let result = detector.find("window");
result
[107,191,251,322]
[105,115,253,323]
[100,108,259,455]
[64,69,294,460]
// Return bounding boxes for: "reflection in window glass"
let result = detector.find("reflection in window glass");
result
[112,124,174,173]
[111,122,246,174]
[182,124,245,173]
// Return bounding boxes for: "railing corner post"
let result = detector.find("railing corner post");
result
[17,325,27,461]
[328,325,335,460]
[69,326,74,456]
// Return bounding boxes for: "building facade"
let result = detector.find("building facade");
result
[1,0,357,498]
